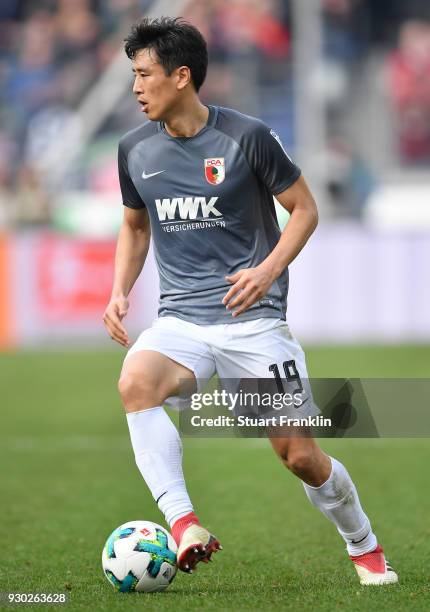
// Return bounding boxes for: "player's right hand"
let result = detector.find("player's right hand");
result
[103,296,131,348]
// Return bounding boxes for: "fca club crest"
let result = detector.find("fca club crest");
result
[204,157,225,185]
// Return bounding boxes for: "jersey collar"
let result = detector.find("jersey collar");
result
[158,105,218,140]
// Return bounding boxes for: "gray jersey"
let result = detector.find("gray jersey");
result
[118,105,301,324]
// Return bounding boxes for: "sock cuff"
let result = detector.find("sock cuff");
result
[303,457,357,508]
[126,405,164,421]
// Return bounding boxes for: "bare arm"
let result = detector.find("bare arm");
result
[222,175,318,317]
[103,207,151,346]
[259,175,318,276]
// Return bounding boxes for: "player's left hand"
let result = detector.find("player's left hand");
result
[222,265,275,317]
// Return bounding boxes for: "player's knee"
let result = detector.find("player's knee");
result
[285,449,315,477]
[118,371,159,410]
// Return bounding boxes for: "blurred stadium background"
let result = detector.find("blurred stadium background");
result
[1,0,430,348]
[1,2,430,607]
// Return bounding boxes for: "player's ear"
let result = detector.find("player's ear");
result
[176,65,192,91]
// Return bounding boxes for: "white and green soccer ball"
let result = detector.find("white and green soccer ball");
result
[102,520,178,593]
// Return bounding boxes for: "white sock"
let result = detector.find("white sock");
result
[126,406,194,527]
[303,456,377,556]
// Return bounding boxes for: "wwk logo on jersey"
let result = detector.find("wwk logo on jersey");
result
[155,196,222,222]
[205,157,225,185]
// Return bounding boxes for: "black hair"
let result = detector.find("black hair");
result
[124,17,208,92]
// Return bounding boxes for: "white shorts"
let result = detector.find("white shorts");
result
[125,316,319,418]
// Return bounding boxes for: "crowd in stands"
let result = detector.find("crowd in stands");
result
[0,0,429,228]
[386,20,430,163]
[0,0,148,226]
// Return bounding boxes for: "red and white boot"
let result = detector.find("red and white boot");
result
[350,545,398,585]
[172,512,222,573]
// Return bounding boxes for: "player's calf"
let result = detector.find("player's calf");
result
[270,433,331,486]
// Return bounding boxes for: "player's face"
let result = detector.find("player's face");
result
[132,49,180,121]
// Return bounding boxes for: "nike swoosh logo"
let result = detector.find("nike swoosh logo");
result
[142,169,166,180]
[350,530,370,544]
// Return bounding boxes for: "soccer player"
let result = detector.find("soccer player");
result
[103,17,397,585]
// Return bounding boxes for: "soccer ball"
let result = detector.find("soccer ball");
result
[102,520,178,593]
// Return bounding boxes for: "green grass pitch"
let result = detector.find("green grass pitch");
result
[1,345,429,611]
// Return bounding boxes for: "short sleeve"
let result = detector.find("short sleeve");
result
[118,141,146,209]
[248,123,301,195]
